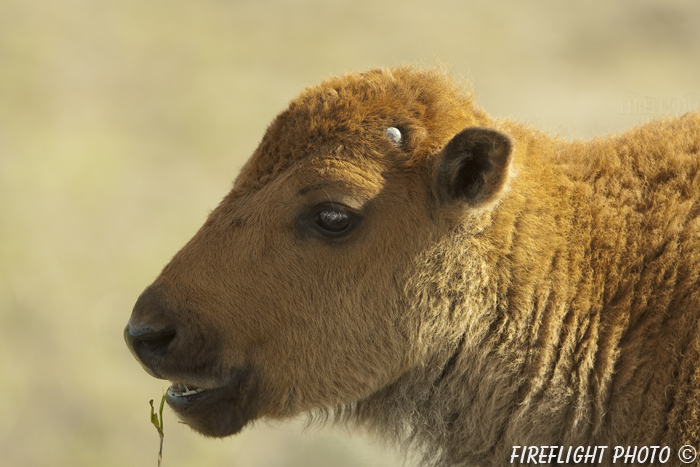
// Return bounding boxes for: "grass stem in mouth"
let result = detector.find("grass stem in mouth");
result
[149,391,166,467]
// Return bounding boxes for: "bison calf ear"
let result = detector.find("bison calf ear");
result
[435,127,513,209]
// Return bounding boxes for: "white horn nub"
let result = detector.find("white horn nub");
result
[385,127,403,145]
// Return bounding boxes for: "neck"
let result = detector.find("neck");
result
[354,134,601,465]
[348,116,700,466]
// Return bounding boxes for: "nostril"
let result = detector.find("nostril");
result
[124,324,177,370]
[135,327,176,355]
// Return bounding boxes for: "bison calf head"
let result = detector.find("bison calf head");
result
[124,67,513,437]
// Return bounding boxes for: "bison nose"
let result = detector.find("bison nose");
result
[124,286,178,379]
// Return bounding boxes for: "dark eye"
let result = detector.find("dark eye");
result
[313,204,355,237]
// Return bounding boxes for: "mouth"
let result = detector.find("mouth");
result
[167,382,210,399]
[163,372,254,437]
[165,381,226,411]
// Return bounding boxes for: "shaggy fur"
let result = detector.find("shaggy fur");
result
[125,67,700,466]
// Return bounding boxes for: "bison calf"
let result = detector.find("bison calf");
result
[125,67,700,466]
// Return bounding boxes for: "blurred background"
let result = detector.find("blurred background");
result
[1,0,698,465]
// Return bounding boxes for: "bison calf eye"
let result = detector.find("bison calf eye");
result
[313,204,356,237]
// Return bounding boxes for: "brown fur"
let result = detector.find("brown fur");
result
[125,67,700,466]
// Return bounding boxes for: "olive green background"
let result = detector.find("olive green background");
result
[1,0,698,466]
